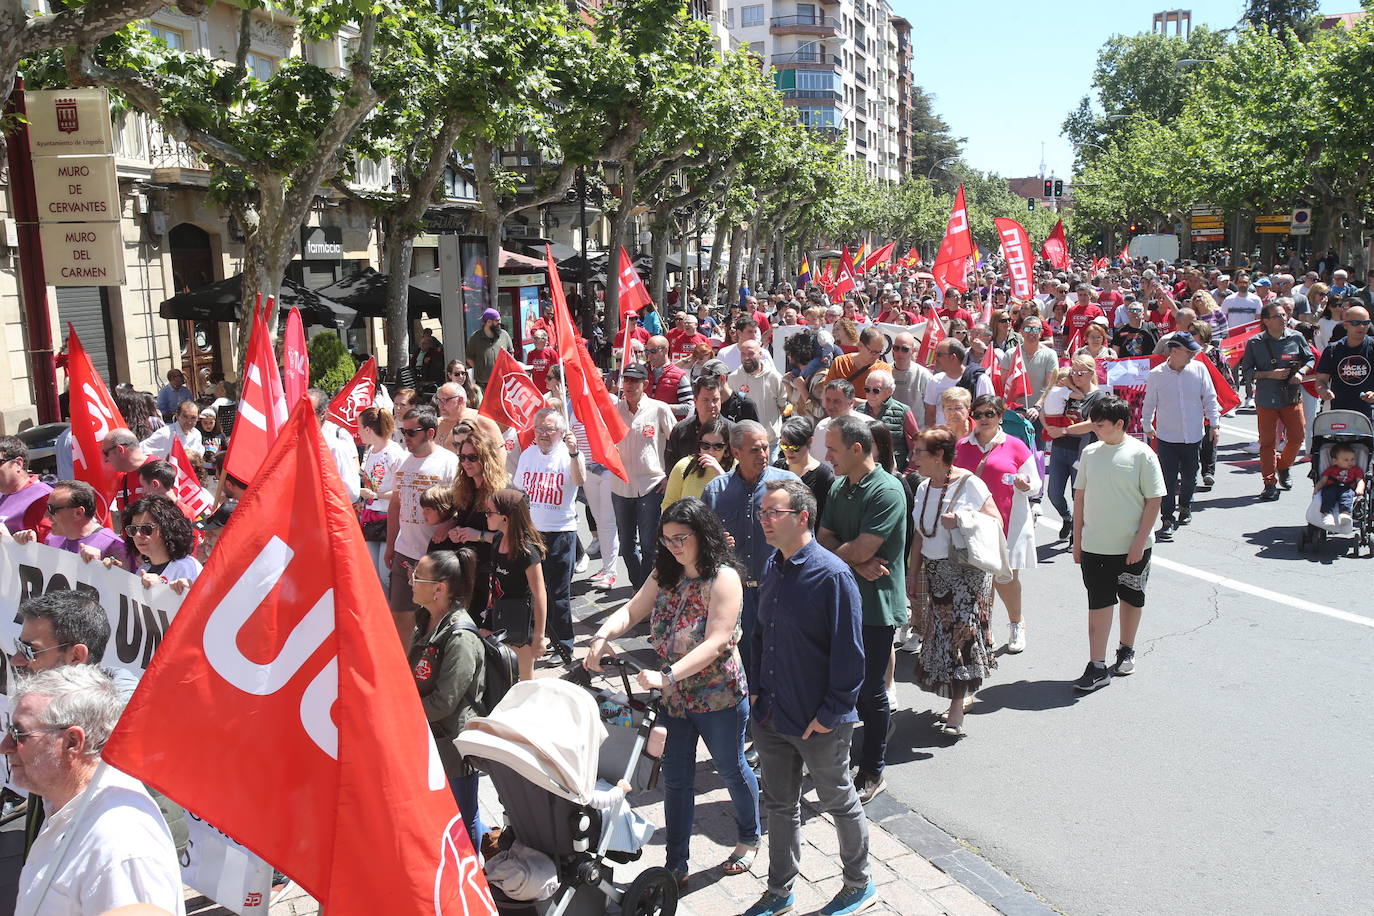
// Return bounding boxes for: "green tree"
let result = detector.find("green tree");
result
[1242,0,1320,43]
[308,331,355,393]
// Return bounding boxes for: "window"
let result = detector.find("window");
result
[725,8,733,27]
[797,107,838,128]
[740,4,763,26]
[145,23,185,50]
[796,3,816,22]
[749,41,765,56]
[245,52,277,81]
[796,70,835,91]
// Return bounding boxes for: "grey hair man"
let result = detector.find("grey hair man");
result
[7,666,185,916]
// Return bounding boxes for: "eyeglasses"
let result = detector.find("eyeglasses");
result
[778,443,803,452]
[459,453,481,463]
[864,386,884,394]
[659,532,693,548]
[11,639,73,662]
[971,410,1000,420]
[436,395,461,404]
[400,427,428,438]
[44,503,74,516]
[699,441,727,452]
[892,345,913,353]
[758,508,801,521]
[646,346,667,354]
[124,524,158,538]
[1349,320,1373,327]
[100,445,120,457]
[3,723,70,745]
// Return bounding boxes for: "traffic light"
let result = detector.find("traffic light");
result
[1054,179,1064,197]
[1027,197,1036,212]
[1042,179,1053,198]
[1128,223,1137,233]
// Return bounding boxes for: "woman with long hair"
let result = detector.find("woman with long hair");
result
[407,548,487,852]
[444,360,482,409]
[119,494,201,592]
[359,406,406,590]
[585,498,758,887]
[1043,354,1106,541]
[114,388,159,441]
[990,309,1021,353]
[662,417,734,508]
[445,429,510,619]
[483,487,549,679]
[1191,290,1227,335]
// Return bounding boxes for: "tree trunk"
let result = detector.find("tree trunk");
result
[603,162,637,344]
[706,213,728,307]
[650,210,671,305]
[726,224,745,305]
[383,217,414,384]
[678,217,691,303]
[485,214,503,325]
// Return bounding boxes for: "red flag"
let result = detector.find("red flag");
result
[168,436,214,518]
[863,240,897,272]
[1092,256,1109,271]
[980,339,1003,393]
[617,246,653,316]
[993,218,1035,300]
[917,307,947,367]
[1118,241,1130,262]
[326,356,378,442]
[1040,219,1070,270]
[1003,345,1032,404]
[821,262,834,288]
[546,246,629,481]
[1066,324,1084,356]
[103,402,497,916]
[1220,320,1264,368]
[830,247,857,303]
[283,306,310,408]
[899,248,921,268]
[478,350,543,450]
[1106,354,1241,421]
[930,185,973,293]
[223,305,289,484]
[63,325,126,525]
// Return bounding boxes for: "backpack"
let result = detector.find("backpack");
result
[957,365,988,396]
[455,614,519,716]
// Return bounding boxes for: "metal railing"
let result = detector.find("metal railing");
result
[782,88,843,101]
[771,51,842,66]
[770,13,838,27]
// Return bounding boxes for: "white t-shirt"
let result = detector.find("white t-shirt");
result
[140,554,202,584]
[715,343,776,374]
[139,423,201,460]
[913,472,993,560]
[810,411,855,467]
[18,766,186,916]
[1221,291,1262,326]
[362,440,407,513]
[923,372,992,426]
[393,447,460,558]
[322,422,361,502]
[516,444,579,532]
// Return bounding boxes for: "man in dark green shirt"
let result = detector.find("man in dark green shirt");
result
[465,308,514,386]
[817,415,907,805]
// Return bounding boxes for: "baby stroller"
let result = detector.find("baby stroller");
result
[1297,409,1373,557]
[455,659,675,916]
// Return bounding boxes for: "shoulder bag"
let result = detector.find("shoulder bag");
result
[946,475,1013,583]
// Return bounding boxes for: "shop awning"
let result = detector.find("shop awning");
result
[316,266,441,320]
[159,276,356,328]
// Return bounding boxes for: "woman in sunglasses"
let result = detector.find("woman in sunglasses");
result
[585,498,758,887]
[773,416,833,528]
[444,429,510,622]
[444,360,482,409]
[662,417,734,509]
[1043,355,1106,541]
[119,495,200,593]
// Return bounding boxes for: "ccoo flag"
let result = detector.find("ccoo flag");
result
[993,218,1035,300]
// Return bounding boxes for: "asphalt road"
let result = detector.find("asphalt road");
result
[881,410,1374,916]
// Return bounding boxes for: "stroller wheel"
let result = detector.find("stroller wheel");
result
[621,867,679,916]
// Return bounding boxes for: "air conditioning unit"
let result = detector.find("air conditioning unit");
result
[0,218,17,248]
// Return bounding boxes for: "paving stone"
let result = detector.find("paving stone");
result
[930,849,1027,904]
[799,815,842,856]
[867,822,919,862]
[880,814,959,861]
[884,853,956,891]
[797,839,843,882]
[928,883,1001,916]
[680,882,744,916]
[870,876,948,916]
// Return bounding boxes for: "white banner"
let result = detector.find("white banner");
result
[0,539,273,916]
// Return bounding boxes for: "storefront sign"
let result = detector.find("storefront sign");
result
[32,155,120,221]
[497,272,544,289]
[301,225,344,260]
[25,89,115,155]
[39,221,126,284]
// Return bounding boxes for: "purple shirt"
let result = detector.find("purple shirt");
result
[0,479,52,533]
[46,525,131,568]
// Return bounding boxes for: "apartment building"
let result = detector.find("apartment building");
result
[725,0,909,181]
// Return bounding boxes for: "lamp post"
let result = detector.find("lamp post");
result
[927,156,958,181]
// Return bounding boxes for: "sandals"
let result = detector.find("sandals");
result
[721,843,759,876]
[941,722,967,739]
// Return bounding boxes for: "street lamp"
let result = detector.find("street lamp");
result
[1174,58,1216,68]
[927,156,958,180]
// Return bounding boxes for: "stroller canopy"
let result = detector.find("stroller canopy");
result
[454,679,607,804]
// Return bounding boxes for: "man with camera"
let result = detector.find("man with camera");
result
[1238,301,1314,501]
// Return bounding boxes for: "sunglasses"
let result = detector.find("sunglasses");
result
[1350,320,1373,327]
[459,453,481,463]
[124,524,158,538]
[3,723,69,745]
[699,441,727,451]
[778,443,803,452]
[646,346,667,354]
[11,638,73,662]
[100,445,120,457]
[972,410,1000,420]
[864,386,884,394]
[892,345,913,353]
[44,503,74,516]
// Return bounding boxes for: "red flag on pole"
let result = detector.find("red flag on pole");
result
[863,240,897,272]
[478,350,543,450]
[931,185,974,294]
[1220,320,1264,368]
[980,339,1003,393]
[223,304,289,484]
[168,436,214,518]
[1002,345,1032,405]
[1040,219,1070,270]
[325,356,378,442]
[830,247,858,303]
[993,218,1035,300]
[546,246,630,481]
[1066,324,1084,357]
[63,325,126,525]
[617,246,653,316]
[103,402,497,916]
[917,307,947,367]
[1118,241,1130,262]
[283,306,310,408]
[899,248,921,268]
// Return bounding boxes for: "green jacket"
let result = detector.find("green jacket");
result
[410,610,485,776]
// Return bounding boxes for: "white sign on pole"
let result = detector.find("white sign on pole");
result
[37,221,126,285]
[32,155,120,221]
[25,89,115,155]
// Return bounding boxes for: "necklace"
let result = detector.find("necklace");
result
[918,475,952,538]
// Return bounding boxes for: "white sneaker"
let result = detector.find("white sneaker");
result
[1339,512,1353,528]
[587,541,600,558]
[898,632,922,654]
[1242,396,1255,409]
[1321,512,1338,529]
[574,554,589,574]
[1007,623,1026,654]
[1241,441,1261,454]
[886,687,899,711]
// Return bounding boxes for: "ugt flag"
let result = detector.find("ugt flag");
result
[63,324,127,523]
[103,401,496,916]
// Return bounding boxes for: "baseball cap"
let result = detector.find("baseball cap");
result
[620,363,649,381]
[1254,277,1272,287]
[700,359,730,378]
[1166,331,1202,352]
[481,308,501,322]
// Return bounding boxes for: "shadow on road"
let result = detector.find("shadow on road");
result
[1242,524,1342,564]
[967,678,1080,715]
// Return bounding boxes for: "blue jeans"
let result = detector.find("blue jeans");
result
[1047,442,1081,521]
[540,529,577,651]
[661,699,761,873]
[1321,484,1356,514]
[450,772,486,854]
[1156,439,1201,521]
[612,492,662,590]
[740,586,760,685]
[856,625,893,777]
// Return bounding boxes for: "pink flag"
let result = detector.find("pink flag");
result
[283,306,310,408]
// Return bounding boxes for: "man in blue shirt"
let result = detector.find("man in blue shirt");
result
[744,478,872,916]
[700,420,798,681]
[154,368,194,417]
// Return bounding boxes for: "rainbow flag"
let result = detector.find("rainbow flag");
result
[853,239,869,269]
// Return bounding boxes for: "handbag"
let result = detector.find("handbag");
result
[946,476,1013,583]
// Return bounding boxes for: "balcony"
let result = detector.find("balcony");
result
[855,135,869,150]
[782,88,843,103]
[770,13,843,37]
[771,51,842,69]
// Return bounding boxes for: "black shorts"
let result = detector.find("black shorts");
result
[1080,550,1152,609]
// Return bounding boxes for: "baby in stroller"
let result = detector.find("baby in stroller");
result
[1314,443,1365,529]
[1298,409,1374,556]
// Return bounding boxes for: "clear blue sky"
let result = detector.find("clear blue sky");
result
[895,0,1346,181]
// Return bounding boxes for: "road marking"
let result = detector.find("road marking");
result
[1034,518,1374,629]
[1218,423,1258,439]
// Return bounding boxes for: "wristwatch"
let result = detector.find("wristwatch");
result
[660,665,676,688]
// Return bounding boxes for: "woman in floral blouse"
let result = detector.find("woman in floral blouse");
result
[586,498,759,888]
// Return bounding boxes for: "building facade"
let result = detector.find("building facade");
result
[725,0,910,181]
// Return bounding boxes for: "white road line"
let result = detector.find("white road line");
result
[1218,423,1258,439]
[1034,518,1374,630]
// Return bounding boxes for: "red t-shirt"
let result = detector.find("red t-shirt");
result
[668,330,710,361]
[939,306,973,327]
[1149,308,1177,332]
[525,346,558,392]
[1065,303,1106,335]
[1323,465,1365,487]
[1098,289,1124,310]
[614,323,651,350]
